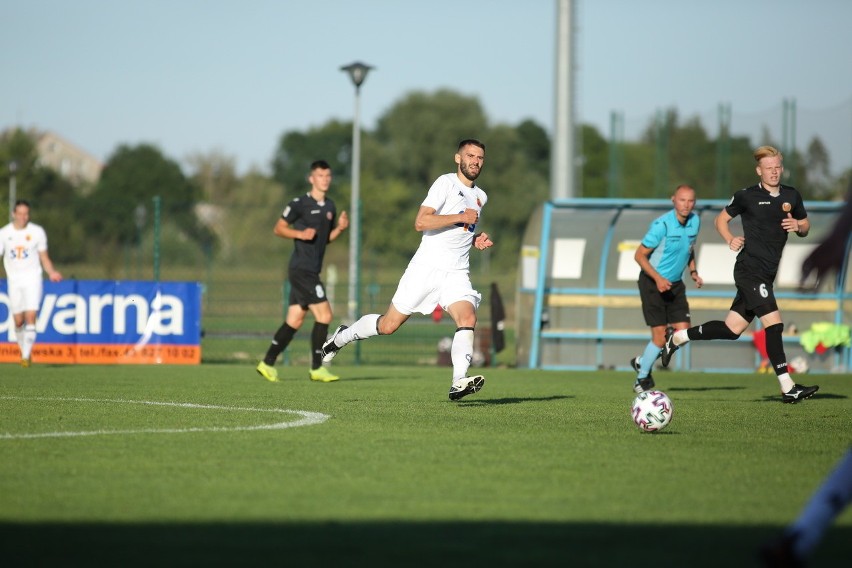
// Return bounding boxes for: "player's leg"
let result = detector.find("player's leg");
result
[321,304,410,363]
[633,275,667,388]
[443,275,485,401]
[20,311,37,365]
[757,309,819,402]
[12,311,25,362]
[306,300,339,382]
[257,301,306,382]
[322,265,431,362]
[662,291,751,367]
[633,324,665,393]
[17,278,42,366]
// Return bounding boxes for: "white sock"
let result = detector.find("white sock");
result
[21,324,36,359]
[778,373,795,393]
[673,329,689,346]
[15,326,24,353]
[337,314,381,346]
[451,328,475,381]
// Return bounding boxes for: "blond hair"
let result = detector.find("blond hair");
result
[754,145,782,163]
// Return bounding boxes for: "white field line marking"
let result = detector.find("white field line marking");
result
[0,396,330,440]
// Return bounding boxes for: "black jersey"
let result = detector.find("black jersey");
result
[725,183,807,278]
[281,193,338,273]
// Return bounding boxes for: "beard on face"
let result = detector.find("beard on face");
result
[460,161,481,182]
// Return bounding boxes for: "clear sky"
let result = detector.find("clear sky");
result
[3,0,851,176]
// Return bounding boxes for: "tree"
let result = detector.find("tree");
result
[187,150,239,203]
[0,128,86,263]
[374,89,489,186]
[802,137,833,199]
[271,121,354,195]
[82,144,214,274]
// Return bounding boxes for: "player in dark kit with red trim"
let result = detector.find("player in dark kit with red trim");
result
[256,160,349,383]
[661,146,819,403]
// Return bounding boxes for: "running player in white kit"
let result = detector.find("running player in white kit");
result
[322,139,494,400]
[0,200,63,366]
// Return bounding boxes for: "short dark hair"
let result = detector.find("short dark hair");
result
[457,139,485,152]
[310,160,331,171]
[14,199,30,209]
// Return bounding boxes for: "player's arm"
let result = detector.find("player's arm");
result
[715,209,743,252]
[328,211,348,242]
[473,232,493,250]
[274,218,315,241]
[413,206,478,232]
[782,213,809,237]
[634,244,671,292]
[687,251,703,288]
[39,250,62,282]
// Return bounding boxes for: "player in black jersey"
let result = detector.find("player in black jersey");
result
[256,160,348,383]
[660,146,819,403]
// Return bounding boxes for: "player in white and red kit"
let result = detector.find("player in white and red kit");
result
[322,139,494,400]
[0,200,63,366]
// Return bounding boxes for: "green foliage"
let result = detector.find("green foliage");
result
[0,129,87,263]
[475,124,549,271]
[77,144,217,275]
[8,90,849,280]
[578,124,609,197]
[360,172,422,265]
[216,172,287,266]
[187,150,239,202]
[87,144,199,244]
[374,89,489,185]
[271,120,354,193]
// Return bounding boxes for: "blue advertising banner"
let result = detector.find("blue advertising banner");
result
[0,280,202,364]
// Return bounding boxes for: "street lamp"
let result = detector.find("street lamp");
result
[8,160,17,222]
[340,61,374,343]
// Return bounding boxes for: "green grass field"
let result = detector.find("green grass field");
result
[1,364,850,567]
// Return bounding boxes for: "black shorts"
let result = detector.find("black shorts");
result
[730,265,778,321]
[637,272,691,327]
[288,268,328,309]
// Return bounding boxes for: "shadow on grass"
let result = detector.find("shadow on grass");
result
[458,395,573,406]
[759,392,847,403]
[666,386,747,392]
[2,521,849,567]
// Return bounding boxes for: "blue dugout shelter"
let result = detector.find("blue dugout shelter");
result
[517,199,850,373]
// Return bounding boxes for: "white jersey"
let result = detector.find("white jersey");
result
[0,221,49,281]
[409,173,487,272]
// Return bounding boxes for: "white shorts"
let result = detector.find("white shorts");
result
[7,274,43,314]
[391,263,481,316]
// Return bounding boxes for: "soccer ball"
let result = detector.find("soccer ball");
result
[788,356,809,374]
[631,390,674,432]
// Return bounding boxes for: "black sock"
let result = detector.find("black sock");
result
[687,320,740,341]
[764,323,788,376]
[311,322,329,370]
[264,323,297,365]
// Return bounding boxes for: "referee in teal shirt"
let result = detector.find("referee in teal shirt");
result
[631,185,703,392]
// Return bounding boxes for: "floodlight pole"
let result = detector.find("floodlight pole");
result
[341,61,373,364]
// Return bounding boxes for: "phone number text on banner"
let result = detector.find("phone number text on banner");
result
[0,280,202,365]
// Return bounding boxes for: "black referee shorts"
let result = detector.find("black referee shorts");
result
[637,272,691,327]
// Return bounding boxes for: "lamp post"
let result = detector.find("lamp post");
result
[340,61,374,351]
[8,160,17,222]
